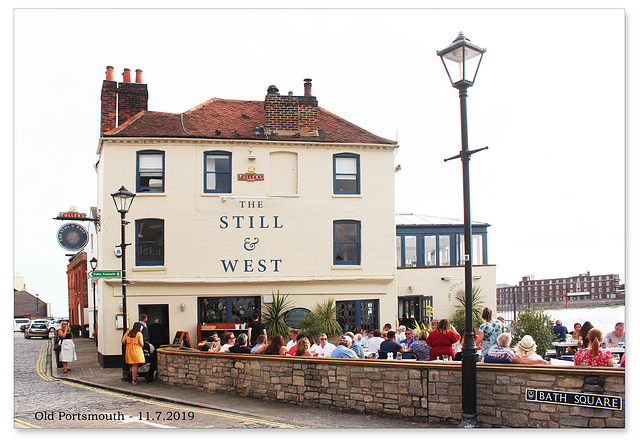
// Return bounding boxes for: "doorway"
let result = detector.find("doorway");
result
[138,304,170,346]
[398,295,434,328]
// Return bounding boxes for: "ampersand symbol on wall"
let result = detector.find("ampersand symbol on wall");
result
[244,237,260,251]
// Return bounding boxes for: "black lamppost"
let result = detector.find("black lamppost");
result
[89,257,98,346]
[111,185,135,381]
[437,32,487,428]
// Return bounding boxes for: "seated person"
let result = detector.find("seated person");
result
[316,334,336,357]
[219,332,236,352]
[366,330,384,356]
[344,332,365,359]
[293,337,314,357]
[552,320,568,342]
[574,329,614,367]
[402,330,430,361]
[378,330,402,359]
[262,335,288,355]
[228,333,252,354]
[514,335,547,364]
[485,333,548,365]
[251,334,267,353]
[199,334,220,352]
[330,336,358,359]
[603,322,625,346]
[395,325,406,343]
[399,329,416,348]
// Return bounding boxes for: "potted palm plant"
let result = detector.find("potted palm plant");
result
[313,298,343,338]
[263,291,294,338]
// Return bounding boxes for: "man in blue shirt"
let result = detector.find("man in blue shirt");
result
[399,329,416,348]
[378,330,403,359]
[552,320,568,341]
[330,336,358,359]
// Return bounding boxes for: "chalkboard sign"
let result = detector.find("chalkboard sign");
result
[284,308,311,329]
[172,331,193,348]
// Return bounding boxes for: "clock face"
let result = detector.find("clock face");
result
[57,223,89,251]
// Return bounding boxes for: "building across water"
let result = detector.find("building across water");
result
[90,67,496,367]
[497,272,624,311]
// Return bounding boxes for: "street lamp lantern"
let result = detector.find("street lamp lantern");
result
[111,186,136,214]
[89,257,98,271]
[437,31,486,89]
[111,185,135,381]
[438,32,487,429]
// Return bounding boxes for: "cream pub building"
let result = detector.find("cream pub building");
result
[93,67,495,366]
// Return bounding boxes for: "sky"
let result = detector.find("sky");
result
[6,3,633,320]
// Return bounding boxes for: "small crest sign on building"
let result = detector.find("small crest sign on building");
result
[238,166,264,182]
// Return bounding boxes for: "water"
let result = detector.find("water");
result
[498,305,625,336]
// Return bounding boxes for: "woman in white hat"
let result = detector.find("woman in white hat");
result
[514,335,547,364]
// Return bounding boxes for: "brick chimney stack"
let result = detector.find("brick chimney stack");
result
[100,66,117,134]
[100,66,148,135]
[264,79,318,136]
[117,67,148,127]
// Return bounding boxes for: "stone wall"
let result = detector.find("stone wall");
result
[157,346,625,428]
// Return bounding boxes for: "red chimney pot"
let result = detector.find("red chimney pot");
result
[135,69,143,84]
[105,66,114,81]
[123,68,131,83]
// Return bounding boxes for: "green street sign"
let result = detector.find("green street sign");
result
[88,270,122,279]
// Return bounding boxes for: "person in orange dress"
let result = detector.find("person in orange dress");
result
[122,322,146,384]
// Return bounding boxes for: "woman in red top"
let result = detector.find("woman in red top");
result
[426,319,461,361]
[574,329,614,367]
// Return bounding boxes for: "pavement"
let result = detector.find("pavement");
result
[49,337,440,428]
[50,337,311,418]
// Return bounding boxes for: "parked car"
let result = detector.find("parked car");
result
[14,318,31,332]
[24,321,50,339]
[46,319,66,332]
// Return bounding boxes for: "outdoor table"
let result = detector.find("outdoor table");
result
[605,346,625,355]
[552,340,579,357]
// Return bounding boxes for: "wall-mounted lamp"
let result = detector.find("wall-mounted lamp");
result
[473,275,481,280]
[248,148,256,160]
[180,302,185,311]
[409,285,414,293]
[441,276,452,281]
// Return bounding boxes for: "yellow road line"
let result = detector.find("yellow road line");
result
[36,341,53,382]
[14,418,41,429]
[35,343,304,429]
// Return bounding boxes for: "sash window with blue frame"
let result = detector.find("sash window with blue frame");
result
[136,219,164,266]
[333,153,360,194]
[137,150,165,192]
[204,151,232,193]
[334,220,361,265]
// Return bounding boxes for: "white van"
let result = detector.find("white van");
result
[14,318,31,332]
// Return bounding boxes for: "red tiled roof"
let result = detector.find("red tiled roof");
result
[103,98,396,145]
